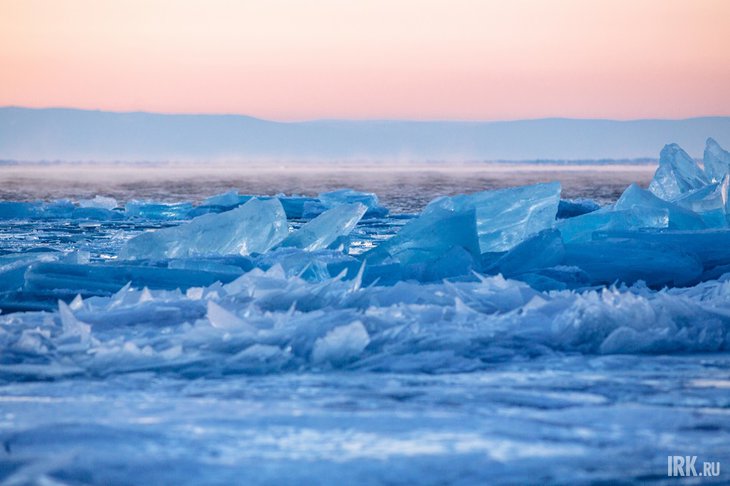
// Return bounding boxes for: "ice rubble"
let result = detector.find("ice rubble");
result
[3,138,730,302]
[0,189,385,222]
[3,145,730,486]
[0,266,728,380]
[2,138,730,371]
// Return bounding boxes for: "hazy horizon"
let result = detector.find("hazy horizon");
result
[2,106,729,163]
[3,104,730,124]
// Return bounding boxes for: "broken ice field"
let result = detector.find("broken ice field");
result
[1,140,730,484]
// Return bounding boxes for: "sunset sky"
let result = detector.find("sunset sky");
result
[1,0,729,121]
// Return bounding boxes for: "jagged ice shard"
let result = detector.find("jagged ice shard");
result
[673,176,730,228]
[120,197,288,260]
[278,203,367,251]
[703,137,730,183]
[648,143,709,200]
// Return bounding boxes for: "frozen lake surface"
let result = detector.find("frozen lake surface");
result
[0,161,728,485]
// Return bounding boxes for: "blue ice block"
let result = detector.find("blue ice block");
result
[0,201,40,219]
[649,143,709,200]
[125,201,194,220]
[279,203,367,251]
[167,257,254,275]
[0,199,122,220]
[301,200,329,219]
[120,197,288,260]
[558,206,669,243]
[0,252,60,291]
[614,183,706,230]
[318,189,389,218]
[71,207,123,220]
[486,229,565,278]
[672,177,729,228]
[77,196,119,210]
[703,137,730,183]
[557,198,600,219]
[187,192,255,218]
[517,265,592,291]
[426,182,561,253]
[43,200,76,218]
[564,237,703,287]
[23,261,241,297]
[593,228,730,278]
[363,203,481,280]
[202,190,243,208]
[278,196,321,219]
[253,247,361,281]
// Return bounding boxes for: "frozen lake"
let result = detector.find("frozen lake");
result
[0,162,727,485]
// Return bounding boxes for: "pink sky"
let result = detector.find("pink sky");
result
[1,0,729,121]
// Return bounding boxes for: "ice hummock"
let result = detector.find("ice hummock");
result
[120,197,288,260]
[648,143,709,200]
[3,139,730,305]
[3,138,730,307]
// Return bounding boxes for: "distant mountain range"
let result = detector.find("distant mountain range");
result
[1,106,729,162]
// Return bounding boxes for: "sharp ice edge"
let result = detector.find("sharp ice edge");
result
[648,143,709,200]
[120,197,289,259]
[703,137,730,182]
[278,202,367,251]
